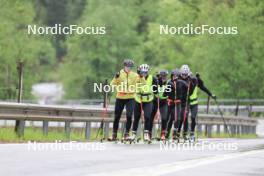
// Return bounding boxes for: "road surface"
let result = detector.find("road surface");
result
[0,138,264,176]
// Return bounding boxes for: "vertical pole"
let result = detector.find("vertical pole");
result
[248,103,252,117]
[206,96,210,114]
[85,122,91,140]
[235,99,239,116]
[103,79,108,108]
[15,60,25,137]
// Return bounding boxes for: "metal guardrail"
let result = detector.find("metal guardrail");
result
[0,102,258,139]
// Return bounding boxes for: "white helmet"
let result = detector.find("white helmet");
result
[139,64,150,73]
[180,64,191,76]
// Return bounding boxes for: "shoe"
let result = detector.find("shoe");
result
[108,133,117,141]
[144,130,150,141]
[190,132,195,142]
[160,131,166,141]
[183,132,189,141]
[172,130,180,141]
[123,133,130,141]
[130,131,137,141]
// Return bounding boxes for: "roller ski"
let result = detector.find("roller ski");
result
[121,133,131,144]
[182,132,190,143]
[129,131,140,144]
[143,130,151,144]
[172,131,180,143]
[107,133,119,143]
[189,132,196,143]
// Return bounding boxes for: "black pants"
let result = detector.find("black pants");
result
[166,103,181,137]
[190,104,198,132]
[113,98,135,134]
[150,98,168,133]
[177,105,189,133]
[132,101,153,132]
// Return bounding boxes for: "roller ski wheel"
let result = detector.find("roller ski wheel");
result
[99,138,105,143]
[128,131,139,144]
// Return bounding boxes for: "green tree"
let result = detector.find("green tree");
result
[0,0,55,99]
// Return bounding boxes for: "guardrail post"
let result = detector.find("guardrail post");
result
[248,104,252,117]
[65,121,71,138]
[18,120,25,137]
[197,124,202,133]
[207,125,212,137]
[204,124,208,137]
[206,96,210,114]
[224,125,228,134]
[104,122,110,139]
[43,120,49,135]
[235,99,239,116]
[236,125,240,135]
[85,122,91,140]
[230,125,236,136]
[216,124,221,134]
[252,126,256,134]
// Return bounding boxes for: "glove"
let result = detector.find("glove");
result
[211,94,217,100]
[115,72,120,78]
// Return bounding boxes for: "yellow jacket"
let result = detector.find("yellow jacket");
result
[110,69,138,99]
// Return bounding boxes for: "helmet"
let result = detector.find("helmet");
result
[171,68,181,77]
[123,59,134,67]
[139,64,150,73]
[180,64,191,76]
[159,70,168,77]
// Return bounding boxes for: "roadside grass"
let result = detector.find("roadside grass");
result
[195,132,257,139]
[0,127,258,143]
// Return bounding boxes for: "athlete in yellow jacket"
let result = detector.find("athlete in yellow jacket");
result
[110,59,138,141]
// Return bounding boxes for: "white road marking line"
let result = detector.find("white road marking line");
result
[90,149,264,176]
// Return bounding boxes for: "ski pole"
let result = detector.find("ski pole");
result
[95,80,109,141]
[183,79,191,127]
[155,96,161,140]
[173,80,178,136]
[214,98,231,137]
[140,99,145,141]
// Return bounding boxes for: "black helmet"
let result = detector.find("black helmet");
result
[196,72,200,78]
[159,70,168,77]
[171,68,181,77]
[123,59,134,67]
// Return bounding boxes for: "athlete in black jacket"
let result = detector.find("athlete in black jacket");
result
[164,69,188,140]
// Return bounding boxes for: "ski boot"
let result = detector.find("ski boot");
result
[172,130,180,143]
[189,132,195,143]
[121,133,130,144]
[143,130,151,144]
[160,131,166,143]
[129,131,139,144]
[182,132,189,143]
[107,133,118,143]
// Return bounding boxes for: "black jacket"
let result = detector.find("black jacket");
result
[164,79,188,106]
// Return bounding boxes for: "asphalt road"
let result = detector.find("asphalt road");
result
[0,138,264,176]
